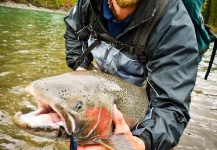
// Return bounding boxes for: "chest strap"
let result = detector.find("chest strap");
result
[92,32,147,62]
[204,24,217,80]
[73,39,101,70]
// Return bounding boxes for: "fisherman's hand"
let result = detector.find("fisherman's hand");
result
[113,104,146,150]
[76,67,87,71]
[76,67,99,72]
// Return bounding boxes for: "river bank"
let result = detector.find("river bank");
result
[0,1,68,14]
[2,1,216,34]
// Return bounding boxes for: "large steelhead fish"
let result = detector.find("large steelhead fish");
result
[13,71,149,150]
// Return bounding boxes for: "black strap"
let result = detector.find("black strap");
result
[205,40,217,80]
[97,33,134,51]
[73,39,101,70]
[93,32,147,62]
[204,25,217,80]
[205,24,216,43]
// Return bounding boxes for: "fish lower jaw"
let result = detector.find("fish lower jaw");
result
[12,107,70,139]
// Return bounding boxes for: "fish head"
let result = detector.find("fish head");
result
[13,72,115,143]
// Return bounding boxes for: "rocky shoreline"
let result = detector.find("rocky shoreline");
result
[0,1,68,14]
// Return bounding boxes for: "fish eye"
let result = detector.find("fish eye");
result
[75,100,83,110]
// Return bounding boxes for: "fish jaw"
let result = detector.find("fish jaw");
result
[27,79,78,136]
[12,102,73,139]
[12,106,70,139]
[12,84,75,140]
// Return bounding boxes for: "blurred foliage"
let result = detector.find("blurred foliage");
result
[2,0,216,32]
[10,0,77,10]
[202,0,217,33]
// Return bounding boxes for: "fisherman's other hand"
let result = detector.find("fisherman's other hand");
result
[113,104,146,150]
[76,66,99,72]
[76,67,87,71]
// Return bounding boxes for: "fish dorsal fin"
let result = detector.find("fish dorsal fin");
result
[97,134,136,150]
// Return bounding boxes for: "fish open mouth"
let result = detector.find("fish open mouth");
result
[13,99,70,139]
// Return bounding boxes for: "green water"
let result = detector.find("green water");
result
[0,6,217,150]
[0,6,70,150]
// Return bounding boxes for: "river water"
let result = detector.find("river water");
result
[0,6,216,150]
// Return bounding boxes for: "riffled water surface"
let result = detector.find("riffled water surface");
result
[0,6,70,150]
[0,6,216,150]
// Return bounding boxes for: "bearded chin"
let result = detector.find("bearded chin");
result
[116,0,140,8]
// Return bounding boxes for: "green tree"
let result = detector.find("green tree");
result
[202,0,217,32]
[202,0,211,24]
[208,0,217,28]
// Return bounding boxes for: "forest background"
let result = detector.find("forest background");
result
[0,0,217,33]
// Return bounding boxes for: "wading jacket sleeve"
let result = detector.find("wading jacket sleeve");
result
[64,0,92,69]
[64,0,199,149]
[132,1,198,150]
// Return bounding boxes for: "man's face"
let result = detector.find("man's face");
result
[115,0,140,8]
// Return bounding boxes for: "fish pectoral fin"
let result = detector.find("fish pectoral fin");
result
[98,134,136,150]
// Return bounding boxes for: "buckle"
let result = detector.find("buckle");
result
[129,47,135,53]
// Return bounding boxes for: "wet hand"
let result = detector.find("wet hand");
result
[76,67,87,71]
[112,105,146,150]
[76,67,99,72]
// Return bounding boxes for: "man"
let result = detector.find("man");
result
[64,0,198,149]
